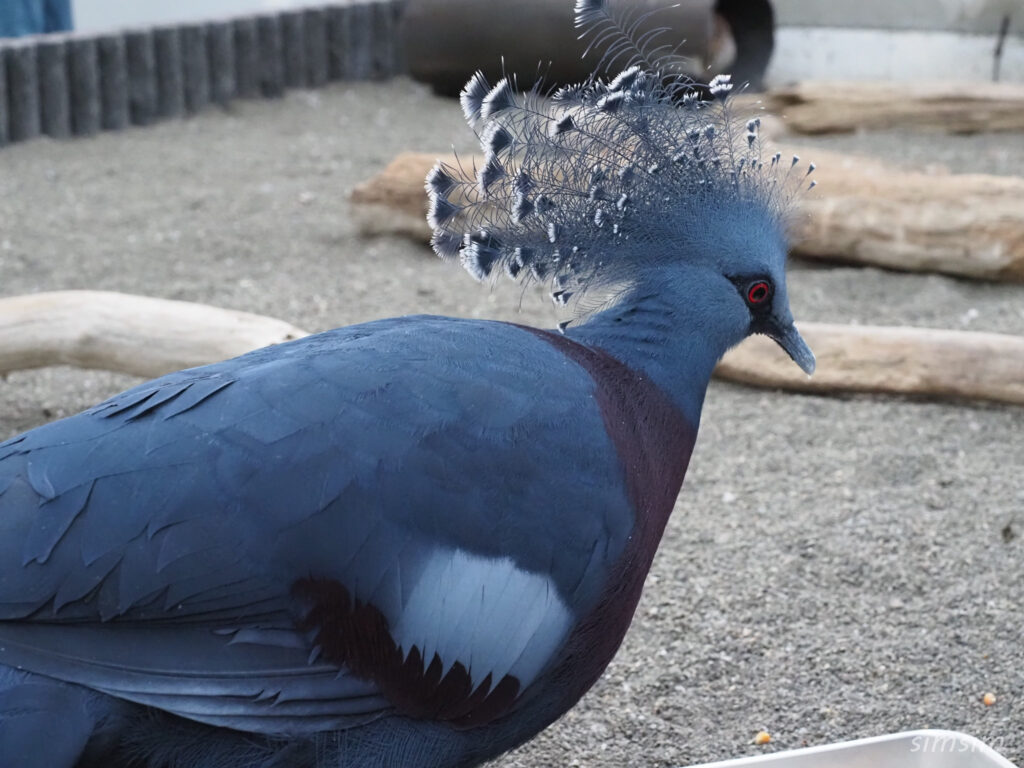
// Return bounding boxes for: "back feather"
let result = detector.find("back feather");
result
[427,0,815,323]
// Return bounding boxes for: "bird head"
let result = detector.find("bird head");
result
[666,197,816,374]
[426,0,816,374]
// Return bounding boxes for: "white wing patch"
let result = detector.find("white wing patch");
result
[392,548,573,693]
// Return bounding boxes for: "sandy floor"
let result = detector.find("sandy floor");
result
[0,78,1022,766]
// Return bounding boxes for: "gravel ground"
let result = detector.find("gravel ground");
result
[0,78,1022,766]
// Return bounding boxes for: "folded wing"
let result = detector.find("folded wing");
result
[0,316,633,733]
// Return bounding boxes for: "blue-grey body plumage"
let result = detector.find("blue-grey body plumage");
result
[0,1,816,765]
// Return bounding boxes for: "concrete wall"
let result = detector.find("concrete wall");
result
[767,26,1024,84]
[72,1,1023,37]
[50,1,1024,101]
[773,0,1021,35]
[769,0,1023,84]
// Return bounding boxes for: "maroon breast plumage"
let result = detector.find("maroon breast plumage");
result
[520,327,697,710]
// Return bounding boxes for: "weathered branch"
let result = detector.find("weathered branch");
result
[349,151,438,240]
[787,146,1024,281]
[2,293,1021,406]
[350,151,1024,281]
[760,80,1024,135]
[717,323,1024,405]
[0,291,308,379]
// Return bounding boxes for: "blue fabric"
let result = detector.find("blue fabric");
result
[0,0,72,38]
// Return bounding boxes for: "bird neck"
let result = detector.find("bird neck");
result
[564,284,729,425]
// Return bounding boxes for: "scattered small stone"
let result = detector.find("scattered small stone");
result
[754,730,771,745]
[959,307,980,327]
[982,692,996,707]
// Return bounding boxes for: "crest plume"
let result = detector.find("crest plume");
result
[427,0,814,317]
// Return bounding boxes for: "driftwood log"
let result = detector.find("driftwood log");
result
[0,291,308,379]
[1,292,1021,406]
[350,151,1024,282]
[719,324,1024,405]
[760,80,1024,135]
[784,145,1024,281]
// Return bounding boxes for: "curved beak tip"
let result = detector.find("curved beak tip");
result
[797,349,816,376]
[773,324,816,376]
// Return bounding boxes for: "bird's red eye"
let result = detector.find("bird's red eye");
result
[746,281,771,305]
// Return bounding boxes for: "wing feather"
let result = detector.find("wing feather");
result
[0,315,634,731]
[0,621,389,734]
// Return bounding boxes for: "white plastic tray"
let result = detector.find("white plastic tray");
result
[690,730,1018,768]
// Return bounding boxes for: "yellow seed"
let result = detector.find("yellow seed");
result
[754,731,771,745]
[983,692,996,706]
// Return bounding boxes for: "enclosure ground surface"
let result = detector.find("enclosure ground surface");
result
[0,78,1022,766]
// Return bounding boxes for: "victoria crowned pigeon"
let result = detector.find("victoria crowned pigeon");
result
[0,1,816,765]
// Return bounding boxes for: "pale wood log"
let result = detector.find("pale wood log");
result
[2,294,1020,406]
[0,292,308,379]
[349,151,439,239]
[761,80,1024,135]
[350,150,1024,281]
[785,145,1024,281]
[716,323,1024,406]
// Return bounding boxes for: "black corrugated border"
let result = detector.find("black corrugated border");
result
[0,0,404,147]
